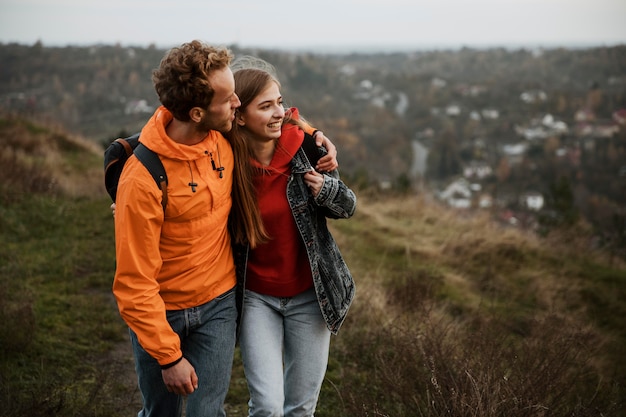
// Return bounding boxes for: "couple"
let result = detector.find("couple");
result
[111,40,356,417]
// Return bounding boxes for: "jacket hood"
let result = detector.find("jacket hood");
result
[140,106,224,161]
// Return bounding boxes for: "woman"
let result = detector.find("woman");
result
[227,61,356,417]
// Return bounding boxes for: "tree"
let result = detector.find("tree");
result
[538,176,579,232]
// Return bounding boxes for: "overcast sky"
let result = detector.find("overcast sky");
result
[1,0,625,52]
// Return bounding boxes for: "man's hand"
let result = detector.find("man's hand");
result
[161,357,199,396]
[313,131,339,172]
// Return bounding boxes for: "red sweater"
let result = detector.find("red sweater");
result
[246,122,314,297]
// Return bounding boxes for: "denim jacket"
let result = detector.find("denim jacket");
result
[234,144,357,335]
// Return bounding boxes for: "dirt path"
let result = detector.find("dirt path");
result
[104,333,247,416]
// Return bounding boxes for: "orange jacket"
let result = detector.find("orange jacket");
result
[113,106,236,366]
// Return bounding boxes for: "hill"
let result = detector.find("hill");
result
[0,116,624,416]
[0,113,103,203]
[1,42,625,260]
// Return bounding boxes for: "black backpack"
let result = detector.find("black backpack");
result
[103,131,323,212]
[103,133,168,210]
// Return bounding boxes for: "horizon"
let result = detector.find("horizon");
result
[2,0,625,55]
[3,39,624,55]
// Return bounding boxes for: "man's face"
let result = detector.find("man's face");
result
[198,66,241,134]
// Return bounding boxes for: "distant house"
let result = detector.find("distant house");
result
[514,113,568,140]
[431,77,447,88]
[555,145,581,166]
[457,84,487,97]
[520,90,547,104]
[463,161,493,180]
[354,80,390,108]
[378,179,392,190]
[502,143,527,165]
[339,64,356,76]
[575,108,595,123]
[477,194,493,209]
[593,123,620,138]
[515,125,549,140]
[541,114,568,134]
[438,178,472,209]
[575,120,619,138]
[124,99,154,115]
[612,109,626,125]
[445,104,461,117]
[481,109,499,120]
[499,209,519,226]
[519,191,544,211]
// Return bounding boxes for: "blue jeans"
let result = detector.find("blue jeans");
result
[129,288,237,417]
[239,288,331,417]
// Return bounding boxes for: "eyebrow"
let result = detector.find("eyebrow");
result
[257,95,282,105]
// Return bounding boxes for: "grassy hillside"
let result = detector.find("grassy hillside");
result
[0,115,624,416]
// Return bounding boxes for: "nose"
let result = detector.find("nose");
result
[274,105,285,118]
[232,94,241,109]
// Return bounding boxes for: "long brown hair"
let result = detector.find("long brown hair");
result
[226,69,274,248]
[227,66,308,247]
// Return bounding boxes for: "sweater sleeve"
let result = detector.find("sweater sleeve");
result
[112,157,183,366]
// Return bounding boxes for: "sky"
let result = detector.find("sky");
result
[1,0,625,52]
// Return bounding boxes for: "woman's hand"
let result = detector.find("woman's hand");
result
[313,131,338,172]
[304,169,325,197]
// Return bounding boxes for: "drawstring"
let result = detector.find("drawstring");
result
[189,144,224,193]
[187,161,197,192]
[210,142,224,178]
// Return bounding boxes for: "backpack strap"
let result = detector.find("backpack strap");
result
[134,143,168,211]
[115,136,134,157]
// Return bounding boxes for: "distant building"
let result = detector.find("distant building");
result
[124,99,154,115]
[431,77,447,88]
[445,104,461,117]
[520,191,544,211]
[502,143,527,165]
[481,109,499,119]
[438,178,472,209]
[463,161,493,179]
[612,109,626,125]
[520,90,547,103]
[477,194,493,209]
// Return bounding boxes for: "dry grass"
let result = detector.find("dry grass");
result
[324,194,623,416]
[0,113,104,203]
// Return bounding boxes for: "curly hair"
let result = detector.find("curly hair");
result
[152,40,233,121]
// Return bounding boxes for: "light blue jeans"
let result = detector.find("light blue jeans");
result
[239,287,331,417]
[129,288,237,417]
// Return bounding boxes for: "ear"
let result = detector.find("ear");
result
[236,113,246,126]
[189,107,204,123]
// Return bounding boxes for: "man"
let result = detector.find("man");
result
[113,40,240,416]
[113,40,336,417]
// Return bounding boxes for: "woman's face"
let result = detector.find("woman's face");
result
[237,81,285,142]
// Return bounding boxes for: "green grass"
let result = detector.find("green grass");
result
[0,195,126,417]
